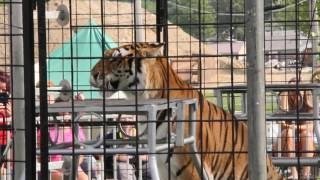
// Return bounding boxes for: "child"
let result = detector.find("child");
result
[49,92,88,180]
[38,81,88,180]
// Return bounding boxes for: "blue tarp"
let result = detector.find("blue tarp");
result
[47,21,116,98]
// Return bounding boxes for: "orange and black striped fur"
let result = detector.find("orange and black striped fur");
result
[90,43,283,180]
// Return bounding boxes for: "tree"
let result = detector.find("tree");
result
[133,0,320,41]
[167,0,216,40]
[210,0,245,40]
[270,0,320,35]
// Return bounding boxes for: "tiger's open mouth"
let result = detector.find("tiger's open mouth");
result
[109,80,119,89]
[90,73,103,89]
[90,74,121,96]
[90,74,110,89]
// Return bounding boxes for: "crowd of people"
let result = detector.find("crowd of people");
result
[44,81,150,180]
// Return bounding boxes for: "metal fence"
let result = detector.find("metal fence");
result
[0,0,319,179]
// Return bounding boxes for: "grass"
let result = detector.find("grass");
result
[203,90,243,112]
[143,0,156,13]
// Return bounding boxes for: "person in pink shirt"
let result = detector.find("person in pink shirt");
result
[48,124,86,162]
[52,92,88,180]
[39,85,88,180]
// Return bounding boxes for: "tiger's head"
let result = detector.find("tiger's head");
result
[90,42,164,98]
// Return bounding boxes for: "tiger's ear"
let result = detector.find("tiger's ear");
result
[103,48,116,59]
[138,42,164,57]
[103,47,122,62]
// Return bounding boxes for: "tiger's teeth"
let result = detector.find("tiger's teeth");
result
[112,50,120,57]
[119,48,130,56]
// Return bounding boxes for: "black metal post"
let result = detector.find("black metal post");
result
[156,0,163,43]
[23,1,36,179]
[162,0,168,56]
[37,0,49,179]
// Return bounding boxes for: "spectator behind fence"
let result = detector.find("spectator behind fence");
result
[0,70,11,171]
[116,115,150,180]
[278,77,314,179]
[37,81,89,180]
[116,120,136,180]
[50,91,89,180]
[103,115,151,180]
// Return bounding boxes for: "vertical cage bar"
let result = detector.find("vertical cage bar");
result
[162,0,168,55]
[23,0,36,179]
[37,0,49,179]
[155,0,162,42]
[10,0,25,179]
[147,107,160,180]
[175,103,184,147]
[189,103,208,180]
[245,0,267,178]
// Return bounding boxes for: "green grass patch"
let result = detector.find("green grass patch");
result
[203,90,279,115]
[203,90,243,112]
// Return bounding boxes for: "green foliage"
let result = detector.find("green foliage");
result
[141,0,217,40]
[142,0,156,13]
[211,0,245,40]
[167,0,216,40]
[270,0,320,34]
[204,91,278,115]
[112,0,320,41]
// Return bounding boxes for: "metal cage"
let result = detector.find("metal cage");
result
[1,0,319,179]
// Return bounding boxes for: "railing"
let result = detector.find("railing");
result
[214,83,320,166]
[35,98,202,180]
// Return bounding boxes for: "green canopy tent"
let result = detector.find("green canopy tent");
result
[47,21,116,98]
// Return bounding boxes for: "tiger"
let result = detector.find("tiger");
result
[90,42,283,180]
